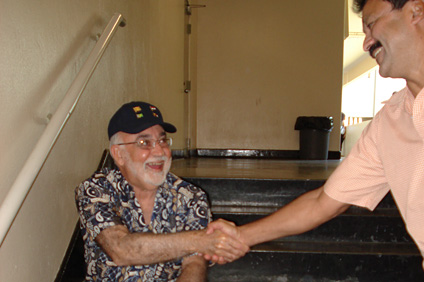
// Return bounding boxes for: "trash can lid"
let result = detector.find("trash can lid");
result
[295,116,333,132]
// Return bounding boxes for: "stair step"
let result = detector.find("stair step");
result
[183,177,399,209]
[211,204,401,217]
[250,240,420,256]
[212,205,413,244]
[207,250,424,282]
[184,178,325,207]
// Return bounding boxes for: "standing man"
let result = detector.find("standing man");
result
[76,101,248,281]
[206,0,424,269]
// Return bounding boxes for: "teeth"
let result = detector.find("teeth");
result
[374,47,382,58]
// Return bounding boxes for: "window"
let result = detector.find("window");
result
[342,66,405,124]
[341,67,406,156]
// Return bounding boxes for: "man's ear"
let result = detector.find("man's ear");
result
[411,0,424,24]
[110,145,125,167]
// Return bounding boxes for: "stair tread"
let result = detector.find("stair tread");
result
[251,240,421,256]
[211,204,401,217]
[171,158,341,180]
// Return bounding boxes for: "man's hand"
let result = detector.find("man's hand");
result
[177,255,207,282]
[201,219,249,264]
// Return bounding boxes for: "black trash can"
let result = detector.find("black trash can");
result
[295,116,333,160]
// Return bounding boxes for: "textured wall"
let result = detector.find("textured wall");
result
[0,0,346,280]
[0,1,185,281]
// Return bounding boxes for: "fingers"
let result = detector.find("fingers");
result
[202,219,250,264]
[220,232,249,260]
[212,255,227,265]
[201,229,249,264]
[206,219,238,237]
[203,253,231,265]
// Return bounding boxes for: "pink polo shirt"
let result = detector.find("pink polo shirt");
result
[324,86,424,268]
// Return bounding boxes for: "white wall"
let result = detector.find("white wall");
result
[0,1,186,281]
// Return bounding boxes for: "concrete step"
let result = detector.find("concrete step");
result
[212,205,414,244]
[208,246,424,282]
[183,177,398,209]
[183,175,423,281]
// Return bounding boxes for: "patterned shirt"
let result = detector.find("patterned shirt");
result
[75,168,211,281]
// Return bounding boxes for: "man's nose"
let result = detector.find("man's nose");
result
[363,33,375,52]
[150,141,165,155]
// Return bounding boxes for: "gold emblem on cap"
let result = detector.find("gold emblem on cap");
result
[133,106,143,118]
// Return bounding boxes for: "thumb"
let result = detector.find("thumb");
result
[206,225,215,235]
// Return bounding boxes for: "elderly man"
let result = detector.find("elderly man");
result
[207,0,424,270]
[75,101,248,281]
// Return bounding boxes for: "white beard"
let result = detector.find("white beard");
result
[125,154,171,188]
[142,156,171,187]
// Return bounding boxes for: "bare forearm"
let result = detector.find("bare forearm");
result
[177,256,207,282]
[97,225,247,266]
[240,187,349,246]
[97,227,204,265]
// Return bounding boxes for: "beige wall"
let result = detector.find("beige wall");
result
[0,1,186,281]
[0,0,347,281]
[195,0,344,151]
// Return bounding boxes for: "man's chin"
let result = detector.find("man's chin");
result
[378,67,393,78]
[144,160,171,186]
[145,172,167,187]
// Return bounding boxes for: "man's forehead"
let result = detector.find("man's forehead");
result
[361,0,391,23]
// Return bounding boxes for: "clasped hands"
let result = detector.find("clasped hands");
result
[199,219,249,265]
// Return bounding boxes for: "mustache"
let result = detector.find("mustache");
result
[369,41,382,58]
[147,156,169,162]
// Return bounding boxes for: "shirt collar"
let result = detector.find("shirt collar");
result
[382,87,414,114]
[403,86,424,115]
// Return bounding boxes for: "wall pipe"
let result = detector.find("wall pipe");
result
[0,13,126,246]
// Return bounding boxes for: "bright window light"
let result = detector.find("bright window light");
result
[342,67,406,120]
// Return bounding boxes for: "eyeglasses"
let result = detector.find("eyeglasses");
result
[115,137,172,149]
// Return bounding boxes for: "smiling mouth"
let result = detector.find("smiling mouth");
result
[369,42,383,59]
[147,161,164,170]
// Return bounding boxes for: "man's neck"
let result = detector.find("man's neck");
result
[406,81,423,98]
[134,185,158,201]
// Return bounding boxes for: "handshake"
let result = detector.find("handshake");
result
[198,219,250,265]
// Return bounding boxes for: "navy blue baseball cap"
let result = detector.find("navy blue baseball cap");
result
[108,101,177,139]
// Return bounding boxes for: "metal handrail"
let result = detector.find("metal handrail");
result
[0,13,126,246]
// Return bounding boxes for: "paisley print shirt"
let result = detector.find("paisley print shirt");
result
[75,168,211,281]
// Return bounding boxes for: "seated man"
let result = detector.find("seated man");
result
[75,101,248,281]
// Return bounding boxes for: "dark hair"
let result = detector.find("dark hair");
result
[353,0,409,13]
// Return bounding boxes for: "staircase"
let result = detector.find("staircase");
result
[185,177,423,282]
[57,157,424,282]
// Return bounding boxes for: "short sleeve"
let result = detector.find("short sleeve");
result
[75,175,122,241]
[176,182,213,265]
[324,115,390,211]
[177,182,212,232]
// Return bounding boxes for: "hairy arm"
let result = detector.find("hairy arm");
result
[205,186,349,262]
[176,255,207,282]
[95,224,248,266]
